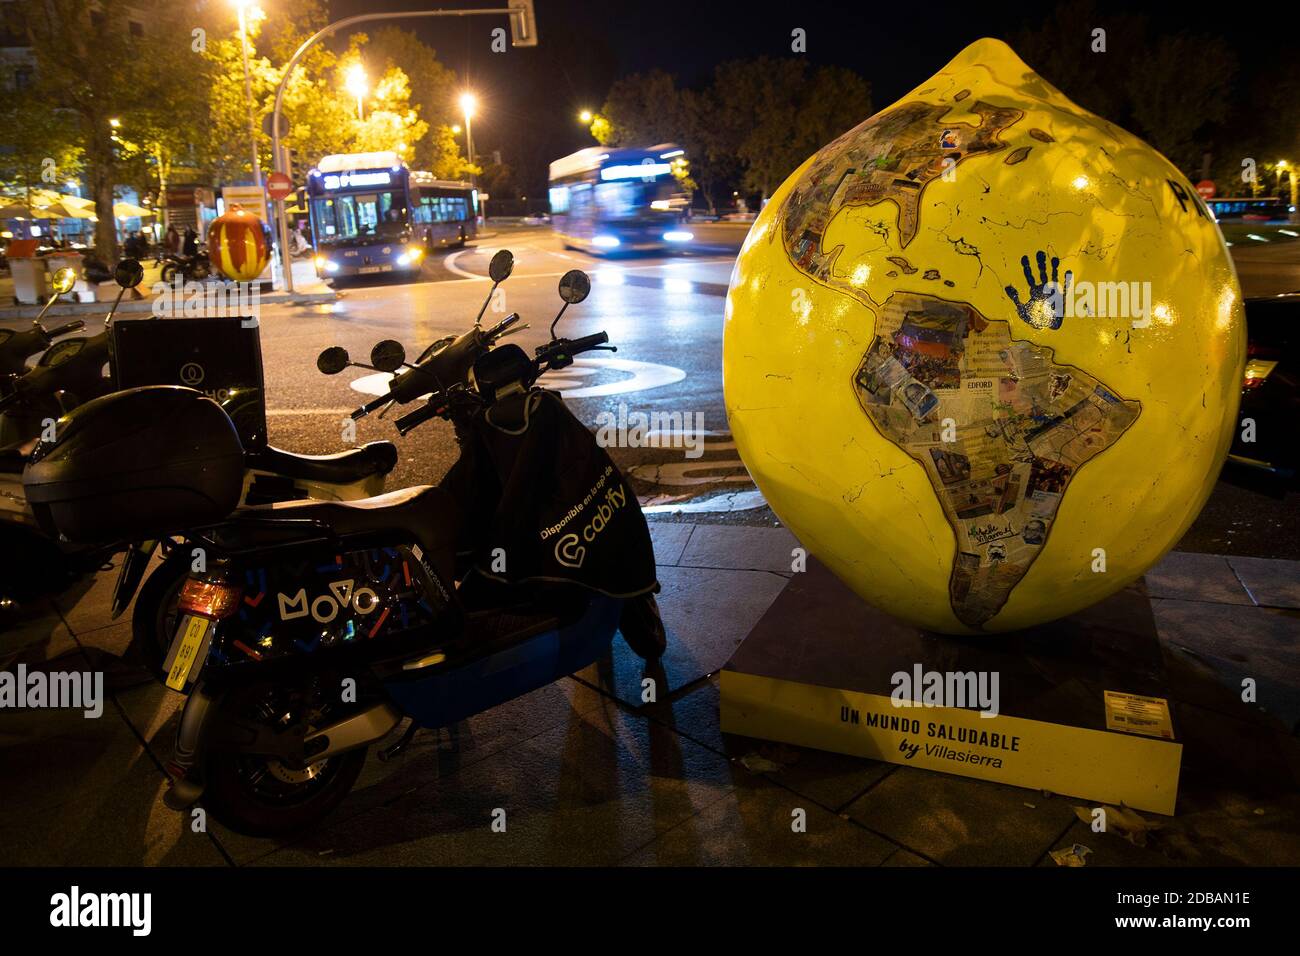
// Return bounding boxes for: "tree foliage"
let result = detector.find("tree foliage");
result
[592,58,872,210]
[3,0,472,257]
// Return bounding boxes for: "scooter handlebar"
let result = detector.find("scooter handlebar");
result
[394,397,447,436]
[45,320,85,339]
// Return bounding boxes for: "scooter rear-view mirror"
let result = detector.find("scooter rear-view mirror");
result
[550,269,592,339]
[488,249,514,284]
[114,258,144,288]
[370,340,406,373]
[35,267,79,324]
[317,347,351,375]
[50,267,77,296]
[103,257,145,326]
[558,269,590,305]
[475,250,515,327]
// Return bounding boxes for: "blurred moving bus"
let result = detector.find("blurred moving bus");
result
[1207,197,1292,222]
[307,151,478,279]
[548,144,692,253]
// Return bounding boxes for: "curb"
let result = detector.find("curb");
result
[0,290,337,319]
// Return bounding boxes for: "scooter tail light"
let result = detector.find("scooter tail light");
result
[1242,358,1277,390]
[177,578,242,619]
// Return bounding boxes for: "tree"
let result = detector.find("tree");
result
[365,27,463,173]
[342,52,428,160]
[597,70,683,147]
[1123,33,1236,177]
[426,124,478,181]
[1014,4,1237,180]
[712,58,870,201]
[17,0,191,258]
[0,59,83,210]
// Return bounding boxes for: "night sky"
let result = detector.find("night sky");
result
[326,0,1292,194]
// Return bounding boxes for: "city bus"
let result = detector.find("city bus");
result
[306,150,478,279]
[548,144,692,253]
[1207,197,1292,222]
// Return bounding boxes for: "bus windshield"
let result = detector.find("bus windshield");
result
[312,191,408,242]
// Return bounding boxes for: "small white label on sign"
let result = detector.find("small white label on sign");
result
[1103,690,1174,739]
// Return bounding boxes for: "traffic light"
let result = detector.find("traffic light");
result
[509,0,537,47]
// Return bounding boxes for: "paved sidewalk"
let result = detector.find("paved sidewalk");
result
[0,258,334,320]
[1,523,1298,866]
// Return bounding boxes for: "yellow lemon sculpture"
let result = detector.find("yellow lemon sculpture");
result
[723,38,1245,634]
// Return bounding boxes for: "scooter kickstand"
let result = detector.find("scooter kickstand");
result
[378,720,419,762]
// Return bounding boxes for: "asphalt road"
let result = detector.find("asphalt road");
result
[4,220,1296,556]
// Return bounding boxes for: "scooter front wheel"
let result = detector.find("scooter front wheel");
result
[618,592,667,660]
[201,683,369,836]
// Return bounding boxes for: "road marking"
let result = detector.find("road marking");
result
[444,248,491,280]
[641,489,768,514]
[442,245,733,284]
[267,408,357,415]
[347,355,686,402]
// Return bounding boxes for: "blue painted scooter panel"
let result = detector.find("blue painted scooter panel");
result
[382,594,623,729]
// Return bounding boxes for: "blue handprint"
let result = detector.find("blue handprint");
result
[1004,250,1072,330]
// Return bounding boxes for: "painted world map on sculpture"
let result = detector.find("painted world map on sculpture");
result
[778,97,1141,628]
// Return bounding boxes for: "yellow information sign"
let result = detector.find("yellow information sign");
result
[1103,690,1174,740]
[166,616,210,691]
[721,669,1182,815]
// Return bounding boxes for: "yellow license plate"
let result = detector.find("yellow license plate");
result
[166,615,210,691]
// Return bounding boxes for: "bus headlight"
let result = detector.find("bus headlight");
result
[663,230,694,242]
[316,256,339,273]
[406,246,424,263]
[593,235,621,248]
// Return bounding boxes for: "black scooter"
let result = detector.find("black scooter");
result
[155,248,212,284]
[23,251,665,835]
[0,266,86,383]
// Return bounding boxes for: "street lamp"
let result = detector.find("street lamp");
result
[346,64,368,121]
[231,0,263,189]
[460,92,477,184]
[269,6,538,293]
[578,109,593,124]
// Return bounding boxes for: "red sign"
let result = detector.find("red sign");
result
[265,172,294,201]
[1196,180,1216,200]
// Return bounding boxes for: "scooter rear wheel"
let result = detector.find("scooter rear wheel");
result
[132,551,189,680]
[203,746,367,837]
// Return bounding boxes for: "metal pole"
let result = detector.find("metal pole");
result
[464,111,475,184]
[239,8,261,188]
[270,7,516,293]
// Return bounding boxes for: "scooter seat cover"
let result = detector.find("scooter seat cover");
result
[441,390,658,598]
[243,484,458,580]
[247,440,399,484]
